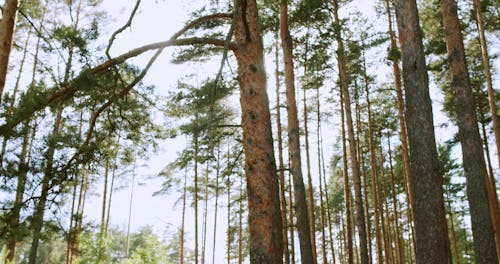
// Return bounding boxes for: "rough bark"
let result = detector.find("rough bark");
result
[0,0,18,100]
[280,3,315,264]
[394,0,451,263]
[234,1,283,263]
[440,0,498,262]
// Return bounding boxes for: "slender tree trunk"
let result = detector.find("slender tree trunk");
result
[212,144,221,264]
[340,86,353,264]
[354,86,373,264]
[202,165,210,264]
[289,167,296,264]
[316,104,328,264]
[66,173,78,264]
[125,160,136,258]
[180,167,188,264]
[472,0,500,170]
[332,1,369,263]
[476,85,500,256]
[227,171,232,264]
[0,0,18,100]
[384,0,417,255]
[238,174,244,264]
[28,102,64,264]
[394,0,451,263]
[5,121,30,262]
[233,0,283,262]
[194,115,200,264]
[97,159,110,263]
[387,138,405,263]
[446,196,461,264]
[440,1,498,262]
[280,3,315,263]
[275,31,290,264]
[362,65,383,264]
[316,92,336,264]
[72,168,89,263]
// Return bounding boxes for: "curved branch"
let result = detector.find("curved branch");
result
[0,14,236,136]
[170,12,233,40]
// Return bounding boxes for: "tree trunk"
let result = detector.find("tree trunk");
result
[387,138,405,263]
[332,1,369,263]
[275,32,290,264]
[394,0,451,263]
[362,64,383,264]
[5,121,30,262]
[180,167,187,264]
[280,3,315,264]
[28,102,64,264]
[472,0,500,170]
[440,0,498,262]
[340,85,354,264]
[233,0,283,262]
[384,0,416,254]
[97,159,110,263]
[212,144,221,264]
[0,0,18,100]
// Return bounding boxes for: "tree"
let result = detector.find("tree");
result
[280,2,315,263]
[233,0,283,262]
[331,1,369,263]
[0,0,18,101]
[439,0,498,262]
[393,0,451,263]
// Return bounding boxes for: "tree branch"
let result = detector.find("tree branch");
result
[0,36,235,135]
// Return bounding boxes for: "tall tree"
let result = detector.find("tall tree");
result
[0,0,18,100]
[472,0,500,169]
[331,1,369,263]
[393,0,451,263]
[280,2,315,263]
[233,0,283,262]
[439,0,498,262]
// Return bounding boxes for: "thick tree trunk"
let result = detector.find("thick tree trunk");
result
[440,0,498,262]
[394,0,451,263]
[279,3,315,264]
[233,1,283,262]
[0,0,18,100]
[332,1,369,263]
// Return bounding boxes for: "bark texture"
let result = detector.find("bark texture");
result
[0,0,18,100]
[439,1,498,263]
[280,3,315,264]
[394,0,451,263]
[234,0,283,263]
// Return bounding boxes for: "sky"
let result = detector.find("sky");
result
[2,0,497,262]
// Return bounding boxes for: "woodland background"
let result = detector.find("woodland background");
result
[0,0,499,263]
